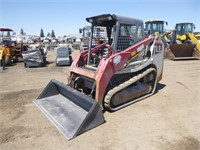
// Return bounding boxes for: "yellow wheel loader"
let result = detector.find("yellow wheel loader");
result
[145,20,171,43]
[0,28,14,69]
[0,44,12,69]
[145,20,173,58]
[145,20,167,34]
[166,22,200,60]
[0,48,5,69]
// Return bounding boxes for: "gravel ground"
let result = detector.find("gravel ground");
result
[0,49,199,150]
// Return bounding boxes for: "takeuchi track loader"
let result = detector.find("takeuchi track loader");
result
[34,14,165,140]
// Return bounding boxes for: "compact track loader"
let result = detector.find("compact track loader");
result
[34,14,165,140]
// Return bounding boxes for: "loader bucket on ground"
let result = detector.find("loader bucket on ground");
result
[166,44,200,60]
[33,79,105,140]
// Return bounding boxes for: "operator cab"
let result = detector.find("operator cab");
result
[175,22,195,35]
[145,20,167,35]
[85,14,145,66]
[0,28,14,46]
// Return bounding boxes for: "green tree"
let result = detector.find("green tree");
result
[47,32,51,37]
[20,28,24,35]
[51,30,55,38]
[40,28,45,37]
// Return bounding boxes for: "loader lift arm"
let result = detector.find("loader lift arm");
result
[188,33,200,52]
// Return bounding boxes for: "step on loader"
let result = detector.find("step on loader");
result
[34,14,165,140]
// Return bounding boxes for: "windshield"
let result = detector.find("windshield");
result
[176,23,194,34]
[145,22,164,34]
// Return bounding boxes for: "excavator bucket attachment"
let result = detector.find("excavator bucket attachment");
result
[166,44,200,60]
[33,80,105,140]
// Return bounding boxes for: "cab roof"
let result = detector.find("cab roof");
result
[145,20,166,23]
[175,22,194,25]
[86,14,143,27]
[0,28,13,32]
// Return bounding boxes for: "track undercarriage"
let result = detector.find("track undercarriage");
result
[69,66,157,111]
[104,67,157,111]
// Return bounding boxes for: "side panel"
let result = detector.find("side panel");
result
[95,38,154,105]
[152,37,165,82]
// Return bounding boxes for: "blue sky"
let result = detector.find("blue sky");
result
[0,0,199,36]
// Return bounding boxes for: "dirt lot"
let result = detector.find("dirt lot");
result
[0,49,200,150]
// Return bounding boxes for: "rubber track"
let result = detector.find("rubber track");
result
[104,68,157,111]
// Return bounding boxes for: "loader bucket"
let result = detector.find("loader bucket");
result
[33,79,105,140]
[166,44,200,60]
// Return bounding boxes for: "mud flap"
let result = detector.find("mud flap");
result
[33,79,105,140]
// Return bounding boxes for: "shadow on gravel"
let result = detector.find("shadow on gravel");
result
[155,83,166,93]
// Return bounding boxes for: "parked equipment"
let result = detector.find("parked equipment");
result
[79,26,91,51]
[34,14,165,140]
[0,44,10,69]
[145,20,167,35]
[55,46,72,66]
[0,28,28,69]
[145,20,171,48]
[166,22,200,60]
[0,28,14,69]
[22,47,46,67]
